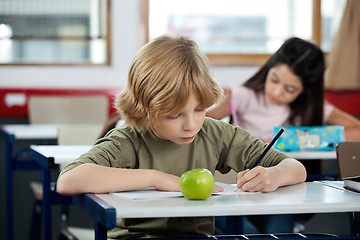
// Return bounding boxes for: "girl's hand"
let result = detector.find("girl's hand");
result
[236,166,279,193]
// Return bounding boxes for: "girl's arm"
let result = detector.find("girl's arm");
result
[326,107,360,141]
[206,91,232,120]
[57,163,181,196]
[236,158,306,192]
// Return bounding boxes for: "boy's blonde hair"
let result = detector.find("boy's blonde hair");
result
[115,34,222,130]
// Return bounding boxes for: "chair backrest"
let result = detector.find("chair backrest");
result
[28,95,108,124]
[57,124,103,145]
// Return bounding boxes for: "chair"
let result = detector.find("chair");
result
[30,124,103,240]
[57,124,103,146]
[28,95,108,124]
[28,95,108,240]
[57,124,103,240]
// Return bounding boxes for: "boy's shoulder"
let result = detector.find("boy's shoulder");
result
[104,124,141,141]
[203,116,227,126]
[202,117,233,135]
[202,117,249,136]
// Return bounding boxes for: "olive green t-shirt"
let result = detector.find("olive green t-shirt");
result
[61,117,289,239]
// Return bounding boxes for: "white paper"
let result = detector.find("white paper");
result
[213,182,259,195]
[112,182,259,200]
[112,189,183,200]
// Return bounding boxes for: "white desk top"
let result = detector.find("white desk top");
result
[285,150,336,160]
[94,182,360,219]
[30,145,92,164]
[1,124,59,139]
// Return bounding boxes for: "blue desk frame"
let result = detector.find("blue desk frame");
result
[0,130,42,240]
[0,125,63,240]
[73,183,360,240]
[74,194,116,240]
[29,148,73,240]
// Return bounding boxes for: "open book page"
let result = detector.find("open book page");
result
[112,182,259,200]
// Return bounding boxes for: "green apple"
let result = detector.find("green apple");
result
[180,168,215,200]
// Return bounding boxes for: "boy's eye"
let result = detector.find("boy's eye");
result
[167,114,180,119]
[195,108,205,112]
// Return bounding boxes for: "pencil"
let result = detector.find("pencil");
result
[235,128,285,191]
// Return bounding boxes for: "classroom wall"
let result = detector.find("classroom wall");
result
[0,0,259,91]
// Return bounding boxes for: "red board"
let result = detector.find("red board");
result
[325,90,360,116]
[1,88,359,118]
[0,88,121,117]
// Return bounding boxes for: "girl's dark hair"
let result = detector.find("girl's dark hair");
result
[243,37,325,126]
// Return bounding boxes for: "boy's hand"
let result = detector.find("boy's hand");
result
[154,171,181,192]
[213,184,224,193]
[236,166,279,193]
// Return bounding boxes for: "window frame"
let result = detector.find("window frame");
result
[144,0,324,66]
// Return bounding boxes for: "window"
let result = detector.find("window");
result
[0,0,110,65]
[147,0,346,65]
[321,0,346,51]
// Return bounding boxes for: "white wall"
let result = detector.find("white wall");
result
[0,0,259,90]
[213,66,258,88]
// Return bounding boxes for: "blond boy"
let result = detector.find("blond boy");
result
[57,35,306,238]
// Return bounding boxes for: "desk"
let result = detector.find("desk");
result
[1,124,59,140]
[285,150,336,160]
[28,145,352,240]
[30,145,92,166]
[73,182,360,240]
[29,145,92,240]
[0,124,59,240]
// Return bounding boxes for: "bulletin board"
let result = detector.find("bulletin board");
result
[0,88,121,118]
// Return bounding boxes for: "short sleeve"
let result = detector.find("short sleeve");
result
[230,85,251,114]
[60,129,139,175]
[323,102,335,123]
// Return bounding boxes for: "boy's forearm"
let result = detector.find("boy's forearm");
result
[57,164,172,195]
[273,158,307,187]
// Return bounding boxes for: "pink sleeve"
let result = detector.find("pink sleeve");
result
[230,85,250,115]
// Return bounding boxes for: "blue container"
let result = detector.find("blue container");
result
[273,125,345,151]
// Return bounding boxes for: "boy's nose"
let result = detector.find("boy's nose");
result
[183,117,196,131]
